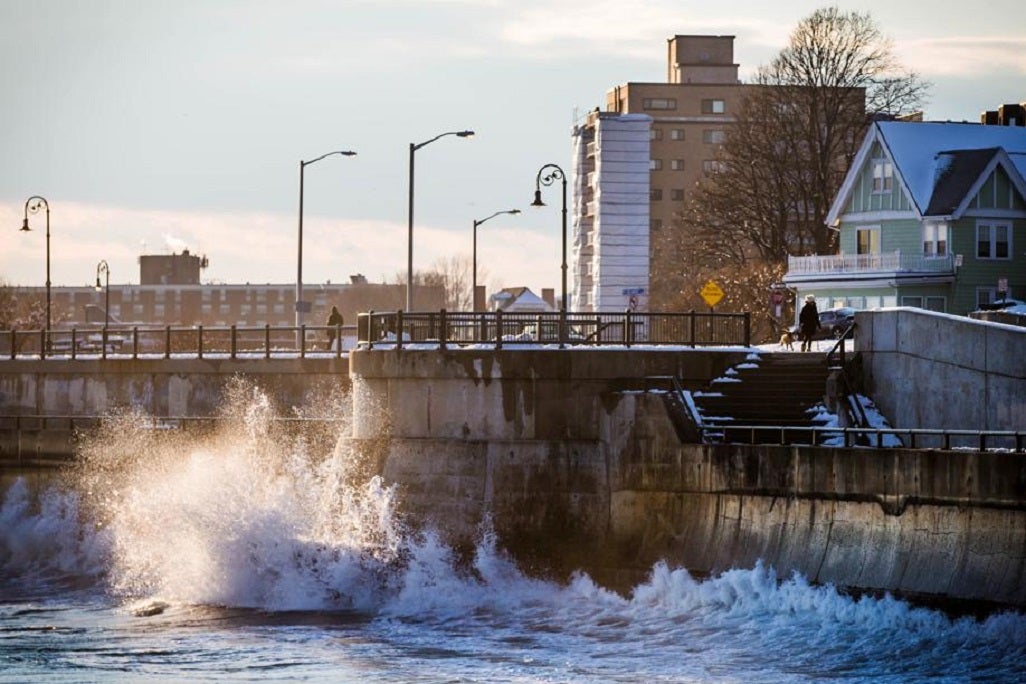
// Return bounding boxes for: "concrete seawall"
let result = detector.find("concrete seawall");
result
[0,356,349,463]
[858,308,1026,432]
[351,347,1026,609]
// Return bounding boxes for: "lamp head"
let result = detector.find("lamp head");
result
[531,190,546,207]
[509,209,521,215]
[341,150,357,156]
[20,218,30,232]
[457,130,475,138]
[95,277,102,292]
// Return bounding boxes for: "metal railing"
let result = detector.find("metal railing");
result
[787,251,954,276]
[0,324,355,360]
[698,423,1026,452]
[825,322,870,430]
[358,310,751,349]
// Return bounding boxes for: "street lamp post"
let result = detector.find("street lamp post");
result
[296,150,356,343]
[472,209,520,311]
[20,196,51,334]
[95,260,110,327]
[407,129,474,311]
[530,164,568,312]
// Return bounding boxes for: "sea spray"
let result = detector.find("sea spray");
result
[59,379,404,611]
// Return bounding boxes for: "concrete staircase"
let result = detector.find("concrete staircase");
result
[690,352,832,444]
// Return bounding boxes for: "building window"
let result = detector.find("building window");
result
[701,99,726,114]
[702,160,726,174]
[703,130,726,144]
[976,221,1010,259]
[670,129,686,141]
[649,128,663,140]
[856,226,880,255]
[643,98,677,110]
[923,222,948,257]
[902,296,946,312]
[650,218,663,230]
[650,159,663,171]
[650,188,663,201]
[670,159,685,171]
[671,189,685,201]
[872,159,893,192]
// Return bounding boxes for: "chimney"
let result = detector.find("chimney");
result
[541,288,555,309]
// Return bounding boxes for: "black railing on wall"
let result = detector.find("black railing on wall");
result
[0,310,753,359]
[0,325,355,360]
[358,310,751,349]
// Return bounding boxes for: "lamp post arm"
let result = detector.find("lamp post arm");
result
[302,150,357,167]
[534,163,566,191]
[412,130,474,152]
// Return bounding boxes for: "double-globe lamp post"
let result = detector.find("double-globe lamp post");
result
[95,260,110,327]
[407,130,474,311]
[296,150,356,340]
[530,164,568,313]
[472,209,520,311]
[19,196,52,335]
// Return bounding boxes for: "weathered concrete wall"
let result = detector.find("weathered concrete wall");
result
[350,347,750,442]
[856,308,1026,432]
[0,357,349,417]
[610,395,1026,607]
[351,348,1026,609]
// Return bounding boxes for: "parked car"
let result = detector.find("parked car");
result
[816,307,856,340]
[978,298,1026,312]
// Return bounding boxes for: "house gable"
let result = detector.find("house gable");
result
[965,162,1026,213]
[841,140,915,216]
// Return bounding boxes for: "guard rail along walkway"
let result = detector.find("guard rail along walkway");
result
[1,324,356,359]
[357,310,751,349]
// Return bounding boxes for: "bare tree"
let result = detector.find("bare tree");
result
[0,280,47,330]
[389,254,478,311]
[664,7,929,319]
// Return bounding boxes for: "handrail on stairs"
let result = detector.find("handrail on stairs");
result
[825,321,870,430]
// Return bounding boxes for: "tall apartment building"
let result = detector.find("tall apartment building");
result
[573,35,752,312]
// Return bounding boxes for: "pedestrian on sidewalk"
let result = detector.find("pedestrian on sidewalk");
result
[798,294,820,352]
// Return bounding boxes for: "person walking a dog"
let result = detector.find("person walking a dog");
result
[325,305,344,350]
[798,294,820,352]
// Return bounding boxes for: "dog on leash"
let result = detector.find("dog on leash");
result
[778,328,796,351]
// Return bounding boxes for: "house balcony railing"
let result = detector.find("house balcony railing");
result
[786,251,955,277]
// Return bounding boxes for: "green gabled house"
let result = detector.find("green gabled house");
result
[784,120,1026,315]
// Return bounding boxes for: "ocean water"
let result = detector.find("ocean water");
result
[3,383,1025,683]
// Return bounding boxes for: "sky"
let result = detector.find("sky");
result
[2,0,1024,296]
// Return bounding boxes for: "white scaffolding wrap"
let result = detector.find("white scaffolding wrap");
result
[572,113,651,312]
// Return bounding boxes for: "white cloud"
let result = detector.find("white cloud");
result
[896,36,1026,77]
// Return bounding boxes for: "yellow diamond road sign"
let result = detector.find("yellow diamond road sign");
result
[700,280,724,308]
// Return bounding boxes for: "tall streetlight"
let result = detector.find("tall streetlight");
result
[20,196,51,333]
[95,260,110,327]
[297,150,356,333]
[472,209,519,311]
[530,164,568,312]
[407,129,474,311]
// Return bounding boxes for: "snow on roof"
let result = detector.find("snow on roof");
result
[876,121,1026,213]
